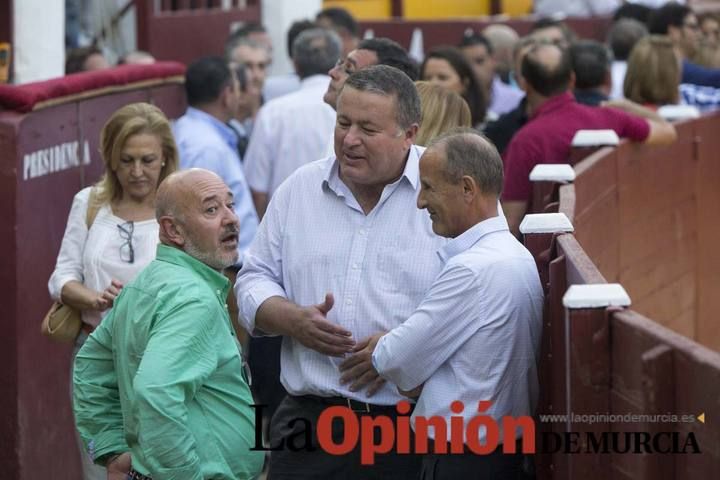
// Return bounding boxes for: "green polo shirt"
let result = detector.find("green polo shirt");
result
[73,244,263,479]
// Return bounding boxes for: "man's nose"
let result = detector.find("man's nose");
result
[343,125,361,147]
[222,205,239,226]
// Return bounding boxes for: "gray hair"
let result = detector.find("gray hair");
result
[428,128,504,196]
[607,18,648,61]
[224,37,268,63]
[292,28,342,79]
[340,64,421,129]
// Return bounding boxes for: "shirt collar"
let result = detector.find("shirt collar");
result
[155,244,230,298]
[532,91,575,119]
[322,144,423,194]
[186,107,238,150]
[437,214,509,263]
[573,89,608,107]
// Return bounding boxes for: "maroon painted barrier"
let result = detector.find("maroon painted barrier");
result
[527,112,720,479]
[358,16,613,52]
[0,64,186,480]
[135,0,262,65]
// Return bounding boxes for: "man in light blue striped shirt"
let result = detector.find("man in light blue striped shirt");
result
[369,130,544,479]
[236,65,445,478]
[173,57,259,263]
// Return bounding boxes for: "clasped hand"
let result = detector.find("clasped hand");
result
[338,332,386,397]
[294,294,387,397]
[93,279,123,311]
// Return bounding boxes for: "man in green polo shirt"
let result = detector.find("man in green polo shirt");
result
[73,169,263,480]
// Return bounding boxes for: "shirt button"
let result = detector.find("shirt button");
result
[352,263,359,269]
[346,299,353,305]
[359,229,367,236]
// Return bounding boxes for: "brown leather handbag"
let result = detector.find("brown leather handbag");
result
[41,188,101,342]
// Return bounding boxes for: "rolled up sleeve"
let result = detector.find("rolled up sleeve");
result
[48,188,90,300]
[235,182,289,333]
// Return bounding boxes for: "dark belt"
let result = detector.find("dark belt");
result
[300,394,401,414]
[127,469,152,480]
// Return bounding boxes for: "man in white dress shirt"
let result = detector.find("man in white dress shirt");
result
[243,28,341,218]
[236,65,444,478]
[367,130,544,479]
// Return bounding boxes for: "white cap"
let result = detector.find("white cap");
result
[571,129,620,147]
[563,283,631,309]
[519,213,574,234]
[529,164,576,182]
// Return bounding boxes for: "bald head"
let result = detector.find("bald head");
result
[156,168,240,269]
[156,169,222,223]
[482,24,519,76]
[521,43,573,97]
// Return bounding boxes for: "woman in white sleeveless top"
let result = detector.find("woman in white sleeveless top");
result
[48,102,179,480]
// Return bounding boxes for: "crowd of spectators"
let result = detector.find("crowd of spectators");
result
[52,2,720,479]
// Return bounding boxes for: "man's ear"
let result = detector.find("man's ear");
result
[159,216,185,247]
[220,84,233,109]
[461,175,478,202]
[518,75,528,92]
[404,123,419,146]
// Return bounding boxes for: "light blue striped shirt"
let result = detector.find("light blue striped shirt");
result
[236,146,448,405]
[173,107,259,262]
[373,214,543,442]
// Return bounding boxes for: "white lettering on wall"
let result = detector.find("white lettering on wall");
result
[22,140,92,180]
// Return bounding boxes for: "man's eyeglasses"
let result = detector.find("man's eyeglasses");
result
[117,221,135,263]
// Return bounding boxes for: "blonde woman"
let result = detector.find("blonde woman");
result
[48,102,178,479]
[623,35,681,108]
[415,81,472,146]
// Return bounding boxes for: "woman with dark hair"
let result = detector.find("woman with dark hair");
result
[420,46,488,127]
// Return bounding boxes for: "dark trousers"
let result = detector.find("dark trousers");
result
[248,336,286,420]
[268,395,421,480]
[420,441,525,480]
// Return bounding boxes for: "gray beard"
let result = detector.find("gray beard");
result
[183,236,237,271]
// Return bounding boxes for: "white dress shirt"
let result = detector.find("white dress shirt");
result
[611,61,627,100]
[263,72,302,102]
[243,74,337,198]
[236,146,447,405]
[48,187,159,327]
[373,214,543,443]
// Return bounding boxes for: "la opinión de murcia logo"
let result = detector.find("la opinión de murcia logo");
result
[251,400,703,465]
